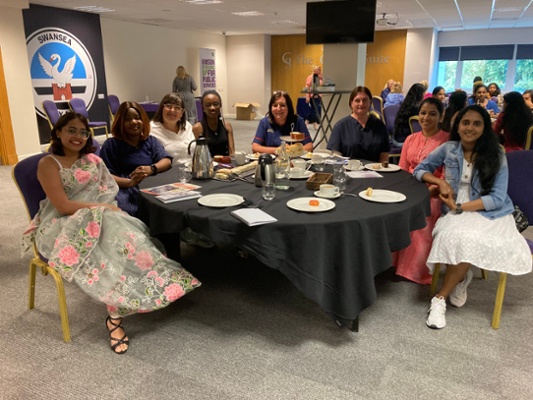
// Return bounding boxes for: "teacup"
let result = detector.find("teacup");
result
[290,167,303,178]
[347,159,362,170]
[319,184,339,197]
[292,159,307,170]
[311,155,325,171]
[235,151,247,166]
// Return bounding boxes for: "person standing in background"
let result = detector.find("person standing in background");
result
[172,66,198,125]
[305,65,323,130]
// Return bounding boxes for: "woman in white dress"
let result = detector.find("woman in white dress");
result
[413,105,532,329]
[150,93,195,165]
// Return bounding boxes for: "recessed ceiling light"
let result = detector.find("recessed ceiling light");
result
[271,20,297,25]
[232,11,265,17]
[180,0,223,5]
[74,6,115,13]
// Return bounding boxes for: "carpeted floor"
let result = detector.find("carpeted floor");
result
[1,119,533,399]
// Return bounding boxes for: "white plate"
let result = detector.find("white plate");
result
[197,193,245,208]
[280,135,304,142]
[343,164,364,171]
[287,197,336,212]
[290,170,314,180]
[358,189,406,203]
[314,191,341,199]
[364,163,401,172]
[246,153,275,161]
[184,161,218,168]
[300,151,332,160]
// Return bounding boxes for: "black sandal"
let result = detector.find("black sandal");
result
[106,316,129,354]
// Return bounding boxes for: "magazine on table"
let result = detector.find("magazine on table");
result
[230,208,278,226]
[155,190,202,204]
[141,182,201,195]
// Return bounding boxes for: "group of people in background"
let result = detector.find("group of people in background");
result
[21,66,533,356]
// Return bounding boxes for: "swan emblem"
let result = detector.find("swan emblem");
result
[38,53,76,87]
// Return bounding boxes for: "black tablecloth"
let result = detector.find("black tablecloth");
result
[138,165,430,327]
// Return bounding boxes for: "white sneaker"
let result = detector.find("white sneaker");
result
[426,296,446,329]
[449,269,473,308]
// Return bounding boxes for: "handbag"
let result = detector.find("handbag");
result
[512,205,529,233]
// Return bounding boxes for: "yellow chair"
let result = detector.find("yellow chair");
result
[12,153,71,342]
[369,110,382,121]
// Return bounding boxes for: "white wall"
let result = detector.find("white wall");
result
[438,27,533,46]
[100,18,227,107]
[0,4,41,159]
[403,28,435,92]
[226,34,270,118]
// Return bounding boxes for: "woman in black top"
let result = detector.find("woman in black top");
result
[192,90,235,156]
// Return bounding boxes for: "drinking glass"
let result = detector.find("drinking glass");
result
[333,164,347,193]
[262,183,276,200]
[178,165,192,183]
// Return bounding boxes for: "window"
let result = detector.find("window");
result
[514,45,533,92]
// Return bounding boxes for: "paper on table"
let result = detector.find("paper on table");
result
[231,208,278,226]
[156,191,201,203]
[346,170,383,178]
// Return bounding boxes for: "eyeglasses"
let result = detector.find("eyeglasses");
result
[65,127,90,139]
[163,104,184,111]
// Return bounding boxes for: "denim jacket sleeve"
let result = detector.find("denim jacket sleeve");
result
[413,142,451,182]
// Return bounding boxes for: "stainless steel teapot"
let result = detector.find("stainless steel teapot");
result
[187,136,213,179]
[254,154,275,187]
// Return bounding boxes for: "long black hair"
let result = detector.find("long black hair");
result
[501,91,533,148]
[450,105,501,195]
[441,90,467,132]
[394,83,425,137]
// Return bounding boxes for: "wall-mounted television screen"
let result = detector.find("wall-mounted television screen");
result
[306,0,377,44]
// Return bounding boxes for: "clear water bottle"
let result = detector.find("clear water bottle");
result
[274,141,290,190]
[333,164,347,193]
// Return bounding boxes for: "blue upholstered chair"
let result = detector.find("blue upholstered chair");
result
[42,100,61,130]
[12,153,71,342]
[69,97,109,139]
[431,150,533,329]
[107,94,120,124]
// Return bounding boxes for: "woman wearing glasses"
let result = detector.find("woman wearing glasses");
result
[252,91,313,154]
[150,93,195,165]
[193,90,235,156]
[24,112,200,354]
[100,101,172,216]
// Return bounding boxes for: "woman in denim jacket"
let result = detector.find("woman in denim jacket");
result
[413,105,532,329]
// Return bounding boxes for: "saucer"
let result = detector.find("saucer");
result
[314,191,341,199]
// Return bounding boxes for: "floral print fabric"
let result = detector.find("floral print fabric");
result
[22,153,200,316]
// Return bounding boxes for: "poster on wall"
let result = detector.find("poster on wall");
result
[23,5,109,144]
[199,48,216,95]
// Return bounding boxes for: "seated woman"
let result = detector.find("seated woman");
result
[432,86,447,104]
[467,84,500,115]
[252,91,313,154]
[150,93,195,165]
[392,83,426,148]
[192,90,234,157]
[523,89,533,111]
[100,102,172,217]
[488,82,503,109]
[384,81,404,108]
[327,86,389,161]
[441,90,467,133]
[492,91,533,152]
[22,113,200,353]
[413,105,532,329]
[394,98,449,284]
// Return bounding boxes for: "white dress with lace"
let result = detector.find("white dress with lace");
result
[427,160,532,275]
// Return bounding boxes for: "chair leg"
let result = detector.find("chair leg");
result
[48,268,71,342]
[28,260,37,310]
[430,263,441,296]
[492,272,507,330]
[481,269,488,280]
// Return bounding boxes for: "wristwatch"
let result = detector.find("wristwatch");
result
[455,203,463,214]
[150,164,158,175]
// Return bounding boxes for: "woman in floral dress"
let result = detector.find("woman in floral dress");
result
[22,113,201,354]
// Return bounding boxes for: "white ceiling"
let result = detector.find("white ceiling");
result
[28,0,533,36]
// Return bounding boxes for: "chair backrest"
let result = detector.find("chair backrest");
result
[372,96,384,115]
[12,153,48,219]
[369,110,382,121]
[196,98,203,122]
[524,125,533,151]
[108,94,120,122]
[42,100,61,129]
[69,98,90,119]
[383,104,400,135]
[507,150,533,221]
[409,116,421,134]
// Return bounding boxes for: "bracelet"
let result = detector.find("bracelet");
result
[150,164,158,175]
[455,203,463,215]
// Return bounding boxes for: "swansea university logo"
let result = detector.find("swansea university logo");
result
[27,27,97,118]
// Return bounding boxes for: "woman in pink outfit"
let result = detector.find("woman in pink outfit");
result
[393,97,449,284]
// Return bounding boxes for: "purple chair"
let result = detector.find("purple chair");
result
[372,96,384,116]
[408,116,421,134]
[42,100,61,129]
[196,98,203,122]
[383,104,401,160]
[108,94,120,124]
[12,153,71,342]
[69,97,109,138]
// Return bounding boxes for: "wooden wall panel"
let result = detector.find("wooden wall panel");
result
[0,48,18,165]
[365,30,407,98]
[271,36,323,107]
